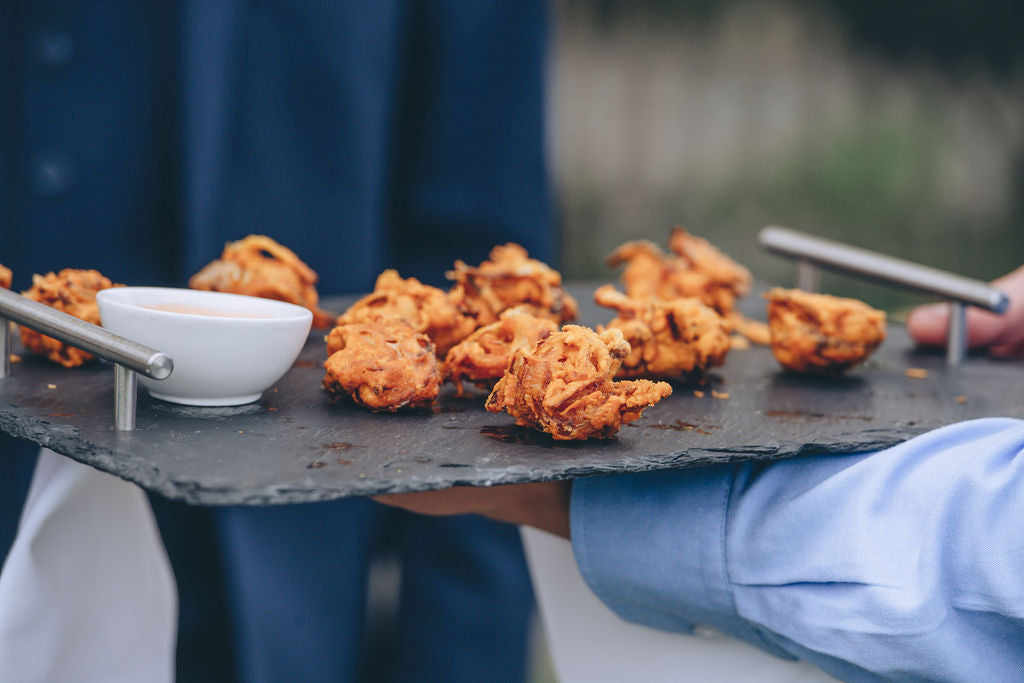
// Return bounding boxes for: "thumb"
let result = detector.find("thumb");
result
[905,265,1024,353]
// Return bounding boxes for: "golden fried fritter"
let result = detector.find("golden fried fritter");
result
[20,269,120,368]
[765,288,886,374]
[604,240,666,300]
[447,243,579,326]
[444,306,558,394]
[189,234,335,327]
[485,324,672,440]
[337,270,477,357]
[595,285,730,382]
[0,264,11,290]
[323,319,441,410]
[724,312,771,346]
[668,227,752,308]
[606,228,751,315]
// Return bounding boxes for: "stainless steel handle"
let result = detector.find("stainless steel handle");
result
[0,288,172,378]
[0,287,173,430]
[758,226,1009,366]
[760,226,1008,311]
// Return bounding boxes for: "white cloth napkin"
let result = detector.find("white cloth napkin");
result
[521,526,839,683]
[0,448,177,683]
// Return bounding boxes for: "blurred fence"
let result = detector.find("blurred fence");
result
[550,0,1024,311]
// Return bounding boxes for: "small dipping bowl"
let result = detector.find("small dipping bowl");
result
[97,287,313,406]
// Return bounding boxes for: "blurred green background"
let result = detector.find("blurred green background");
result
[549,0,1024,315]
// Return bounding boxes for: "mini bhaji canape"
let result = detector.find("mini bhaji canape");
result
[447,243,579,327]
[606,228,751,315]
[337,270,478,358]
[765,288,886,374]
[20,269,121,368]
[189,234,335,327]
[724,311,771,347]
[485,324,672,440]
[323,319,442,411]
[444,306,558,394]
[594,285,730,382]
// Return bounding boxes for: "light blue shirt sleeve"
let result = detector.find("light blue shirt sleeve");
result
[571,417,1024,682]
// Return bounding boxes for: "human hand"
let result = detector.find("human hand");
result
[374,480,572,539]
[906,265,1024,358]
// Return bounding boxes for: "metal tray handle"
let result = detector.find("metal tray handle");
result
[759,226,1009,366]
[0,288,173,431]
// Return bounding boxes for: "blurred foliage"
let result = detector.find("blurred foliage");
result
[556,0,1024,313]
[821,0,1024,75]
[566,0,1024,74]
[673,119,1021,312]
[563,114,1023,312]
[711,121,943,235]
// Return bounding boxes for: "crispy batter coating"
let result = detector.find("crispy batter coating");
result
[189,234,335,327]
[0,263,11,290]
[323,319,441,410]
[729,334,752,351]
[604,240,667,299]
[606,228,751,314]
[20,269,120,368]
[595,285,730,382]
[724,312,771,346]
[337,270,477,357]
[485,325,672,440]
[765,288,887,374]
[447,243,579,326]
[667,227,752,307]
[444,306,558,394]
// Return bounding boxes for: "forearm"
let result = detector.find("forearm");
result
[374,479,571,539]
[572,418,1024,680]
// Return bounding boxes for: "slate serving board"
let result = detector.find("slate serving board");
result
[1,284,1021,505]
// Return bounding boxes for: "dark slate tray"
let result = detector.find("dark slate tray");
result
[1,284,1021,505]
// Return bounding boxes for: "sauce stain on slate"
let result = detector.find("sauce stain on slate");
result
[17,397,60,409]
[416,395,482,415]
[648,420,718,435]
[479,425,613,449]
[764,410,872,421]
[322,441,356,451]
[429,403,466,414]
[383,457,433,469]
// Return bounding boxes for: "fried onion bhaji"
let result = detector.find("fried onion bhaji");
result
[444,306,558,394]
[724,312,771,347]
[447,243,579,326]
[189,234,335,328]
[606,228,751,315]
[20,269,121,368]
[337,270,477,357]
[485,325,672,440]
[667,227,752,310]
[766,288,886,374]
[594,285,730,382]
[323,319,442,410]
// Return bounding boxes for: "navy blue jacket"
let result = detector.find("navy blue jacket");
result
[1,0,553,291]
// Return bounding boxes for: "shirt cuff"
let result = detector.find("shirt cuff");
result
[570,465,795,660]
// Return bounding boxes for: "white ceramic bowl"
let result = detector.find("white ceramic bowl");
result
[97,287,313,406]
